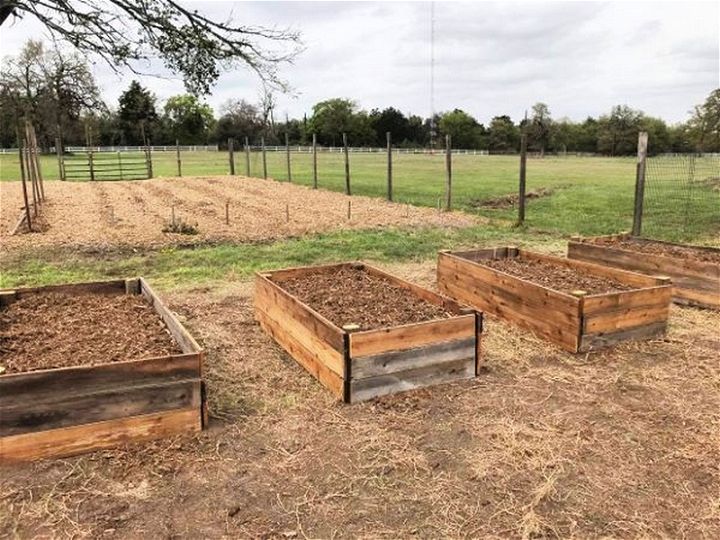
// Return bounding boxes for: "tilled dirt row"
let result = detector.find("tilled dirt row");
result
[0,176,477,253]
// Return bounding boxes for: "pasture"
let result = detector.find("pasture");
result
[1,151,719,538]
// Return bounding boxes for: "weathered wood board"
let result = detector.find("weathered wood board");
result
[437,247,672,353]
[255,262,482,403]
[0,278,205,463]
[568,234,720,310]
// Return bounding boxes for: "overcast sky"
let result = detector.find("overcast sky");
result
[1,1,718,124]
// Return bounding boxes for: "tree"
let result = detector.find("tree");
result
[527,102,552,156]
[687,88,720,152]
[214,98,263,144]
[117,81,158,145]
[309,98,357,146]
[1,1,302,94]
[0,39,102,147]
[487,115,519,153]
[163,95,214,144]
[438,109,483,149]
[596,105,645,156]
[369,107,410,145]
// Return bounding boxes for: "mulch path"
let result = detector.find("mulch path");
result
[593,237,720,264]
[0,292,181,374]
[480,257,633,295]
[279,266,452,331]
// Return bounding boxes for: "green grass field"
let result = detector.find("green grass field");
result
[1,151,717,242]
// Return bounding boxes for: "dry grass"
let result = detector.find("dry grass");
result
[1,261,719,538]
[0,177,477,253]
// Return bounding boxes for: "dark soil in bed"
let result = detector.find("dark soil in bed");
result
[480,257,633,295]
[591,237,720,264]
[279,266,452,331]
[0,292,182,374]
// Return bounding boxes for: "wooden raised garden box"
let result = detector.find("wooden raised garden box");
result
[0,278,205,463]
[254,262,483,403]
[568,233,720,310]
[437,247,672,353]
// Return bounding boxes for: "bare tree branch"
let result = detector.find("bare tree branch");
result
[2,0,303,94]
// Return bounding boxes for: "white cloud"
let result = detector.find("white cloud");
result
[0,1,717,123]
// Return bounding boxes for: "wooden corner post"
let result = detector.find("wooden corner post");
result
[632,131,649,236]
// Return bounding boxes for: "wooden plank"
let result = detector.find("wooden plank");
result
[256,309,344,399]
[1,380,201,437]
[0,279,127,305]
[438,252,580,315]
[263,261,356,283]
[352,337,475,380]
[139,278,202,354]
[255,273,345,352]
[0,354,202,402]
[255,278,344,376]
[569,241,718,280]
[579,321,666,353]
[583,304,670,334]
[0,408,201,463]
[350,358,474,403]
[671,286,720,309]
[521,249,661,288]
[349,314,475,358]
[583,286,672,315]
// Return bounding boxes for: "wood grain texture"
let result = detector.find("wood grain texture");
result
[350,358,475,403]
[568,240,719,309]
[579,321,667,352]
[349,315,475,358]
[0,408,201,463]
[352,337,475,380]
[1,380,201,437]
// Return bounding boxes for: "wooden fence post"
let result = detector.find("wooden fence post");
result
[285,132,292,182]
[261,136,268,179]
[445,134,452,211]
[343,132,351,195]
[632,131,649,236]
[176,139,182,176]
[518,133,528,224]
[387,131,393,201]
[245,136,250,176]
[16,127,32,230]
[55,136,65,181]
[228,137,235,175]
[312,133,318,189]
[144,145,153,178]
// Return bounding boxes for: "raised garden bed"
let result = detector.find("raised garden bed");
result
[0,278,205,462]
[437,247,672,353]
[568,234,720,310]
[254,263,482,403]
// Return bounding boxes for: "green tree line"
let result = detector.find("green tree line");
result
[2,41,718,155]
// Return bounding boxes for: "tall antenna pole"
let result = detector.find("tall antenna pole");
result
[429,1,436,152]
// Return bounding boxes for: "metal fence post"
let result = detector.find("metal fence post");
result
[518,133,528,224]
[387,131,393,201]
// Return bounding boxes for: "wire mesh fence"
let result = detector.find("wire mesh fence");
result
[642,155,720,241]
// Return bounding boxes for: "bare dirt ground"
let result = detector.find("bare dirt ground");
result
[1,260,718,539]
[0,177,477,253]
